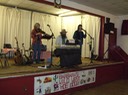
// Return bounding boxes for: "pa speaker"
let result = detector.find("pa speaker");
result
[104,23,114,34]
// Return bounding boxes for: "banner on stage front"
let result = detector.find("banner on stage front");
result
[34,69,96,95]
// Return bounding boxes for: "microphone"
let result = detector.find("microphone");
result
[82,28,87,33]
[47,24,50,27]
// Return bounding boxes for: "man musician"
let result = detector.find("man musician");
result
[55,29,68,46]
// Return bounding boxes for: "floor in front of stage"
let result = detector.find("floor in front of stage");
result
[65,79,128,95]
[0,57,122,77]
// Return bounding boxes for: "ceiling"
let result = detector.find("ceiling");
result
[0,0,81,16]
[0,0,127,16]
[69,0,128,16]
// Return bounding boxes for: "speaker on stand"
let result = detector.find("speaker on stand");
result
[103,17,115,61]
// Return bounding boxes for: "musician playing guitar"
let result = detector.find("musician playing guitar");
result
[31,23,52,64]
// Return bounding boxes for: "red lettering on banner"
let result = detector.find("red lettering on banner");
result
[59,72,81,90]
[70,73,80,87]
[60,83,68,90]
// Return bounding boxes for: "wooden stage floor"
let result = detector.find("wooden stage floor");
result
[0,57,122,78]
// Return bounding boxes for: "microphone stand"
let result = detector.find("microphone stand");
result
[83,29,94,63]
[47,25,55,68]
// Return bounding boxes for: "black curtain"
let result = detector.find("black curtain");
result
[121,20,128,35]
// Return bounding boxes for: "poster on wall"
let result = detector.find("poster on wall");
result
[34,69,96,95]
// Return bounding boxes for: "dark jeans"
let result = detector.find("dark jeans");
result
[80,44,82,56]
[32,42,41,63]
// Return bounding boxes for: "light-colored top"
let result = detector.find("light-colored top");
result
[55,35,68,46]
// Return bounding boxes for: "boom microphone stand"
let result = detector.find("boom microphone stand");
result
[82,29,94,63]
[47,24,55,68]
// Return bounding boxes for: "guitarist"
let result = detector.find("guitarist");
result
[31,23,52,64]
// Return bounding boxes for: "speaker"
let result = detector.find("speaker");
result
[104,17,115,34]
[104,23,114,34]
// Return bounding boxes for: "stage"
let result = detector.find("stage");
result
[0,57,127,95]
[0,57,119,77]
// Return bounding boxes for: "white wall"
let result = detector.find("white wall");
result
[116,15,128,54]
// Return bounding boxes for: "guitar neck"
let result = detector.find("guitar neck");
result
[15,37,20,51]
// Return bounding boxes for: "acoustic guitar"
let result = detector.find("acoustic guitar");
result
[14,37,23,65]
[22,43,33,64]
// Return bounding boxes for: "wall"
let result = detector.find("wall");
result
[116,15,128,54]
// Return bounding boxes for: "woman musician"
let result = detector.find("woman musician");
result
[31,23,53,64]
